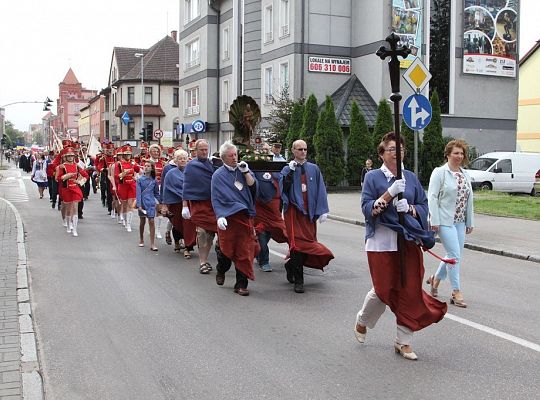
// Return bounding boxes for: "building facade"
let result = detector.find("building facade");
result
[57,68,97,138]
[517,40,540,153]
[105,32,180,146]
[179,0,519,154]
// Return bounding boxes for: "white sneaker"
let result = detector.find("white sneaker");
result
[62,220,68,227]
[126,225,132,232]
[72,230,78,237]
[118,218,124,225]
[156,232,163,239]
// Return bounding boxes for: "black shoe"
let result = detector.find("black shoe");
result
[284,261,294,284]
[216,272,225,286]
[294,282,304,293]
[51,202,56,209]
[78,215,83,219]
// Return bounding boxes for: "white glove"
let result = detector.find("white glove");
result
[181,206,191,219]
[394,198,409,213]
[217,217,228,230]
[388,178,406,197]
[319,213,328,223]
[289,160,297,171]
[238,161,249,173]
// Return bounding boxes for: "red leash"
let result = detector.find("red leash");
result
[423,248,456,264]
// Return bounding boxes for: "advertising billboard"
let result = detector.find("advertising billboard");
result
[392,0,423,68]
[462,0,518,78]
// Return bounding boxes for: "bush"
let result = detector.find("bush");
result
[286,102,304,153]
[420,90,446,184]
[300,94,319,162]
[346,101,372,185]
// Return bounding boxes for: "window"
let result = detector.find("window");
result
[185,0,200,24]
[264,5,273,43]
[173,120,181,140]
[173,88,179,107]
[223,27,230,61]
[127,122,135,140]
[279,62,289,91]
[280,0,290,37]
[185,87,200,116]
[185,39,200,69]
[144,87,152,105]
[222,80,230,112]
[496,159,512,173]
[127,87,135,105]
[264,67,273,104]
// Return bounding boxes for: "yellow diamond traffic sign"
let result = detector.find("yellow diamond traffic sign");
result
[403,57,432,92]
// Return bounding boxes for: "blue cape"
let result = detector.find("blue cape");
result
[254,171,282,203]
[361,169,435,249]
[281,162,329,222]
[162,167,185,205]
[160,163,176,200]
[211,166,257,218]
[182,158,215,201]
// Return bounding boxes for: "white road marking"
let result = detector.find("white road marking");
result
[269,248,540,353]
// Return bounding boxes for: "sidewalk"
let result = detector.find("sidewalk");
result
[328,192,540,264]
[0,173,43,399]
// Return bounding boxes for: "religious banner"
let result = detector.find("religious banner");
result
[391,0,423,68]
[462,0,518,78]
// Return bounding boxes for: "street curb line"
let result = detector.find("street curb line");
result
[327,214,539,264]
[0,197,44,400]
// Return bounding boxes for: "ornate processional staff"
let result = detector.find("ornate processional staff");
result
[376,33,411,287]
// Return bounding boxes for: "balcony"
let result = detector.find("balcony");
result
[280,25,289,38]
[223,50,229,60]
[264,31,273,44]
[184,58,200,70]
[184,105,200,116]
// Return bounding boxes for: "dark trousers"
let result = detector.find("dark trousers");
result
[82,180,91,199]
[172,227,194,251]
[287,251,307,284]
[47,177,56,202]
[100,173,112,211]
[216,247,248,289]
[78,192,84,217]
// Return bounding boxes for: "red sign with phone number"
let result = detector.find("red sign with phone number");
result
[308,56,351,74]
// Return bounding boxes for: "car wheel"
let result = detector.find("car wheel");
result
[480,182,492,191]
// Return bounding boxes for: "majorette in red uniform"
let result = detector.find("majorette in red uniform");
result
[135,141,149,166]
[95,142,116,214]
[114,145,140,232]
[51,139,75,222]
[55,147,89,237]
[109,147,123,222]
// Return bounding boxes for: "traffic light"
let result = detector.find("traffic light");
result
[0,135,6,146]
[139,128,146,142]
[43,97,52,111]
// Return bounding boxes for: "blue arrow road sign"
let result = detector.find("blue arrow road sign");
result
[121,111,131,126]
[402,94,432,130]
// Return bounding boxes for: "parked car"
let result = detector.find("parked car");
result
[466,152,540,195]
[534,169,540,196]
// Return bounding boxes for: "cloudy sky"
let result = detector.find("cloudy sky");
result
[1,0,539,132]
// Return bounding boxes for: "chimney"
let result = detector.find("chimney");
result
[171,30,177,42]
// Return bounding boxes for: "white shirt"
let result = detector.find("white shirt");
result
[364,164,405,252]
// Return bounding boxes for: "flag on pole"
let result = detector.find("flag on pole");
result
[88,135,102,158]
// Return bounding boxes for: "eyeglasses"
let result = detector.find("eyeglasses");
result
[384,147,404,153]
[295,148,308,151]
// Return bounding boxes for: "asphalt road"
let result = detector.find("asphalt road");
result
[7,172,540,400]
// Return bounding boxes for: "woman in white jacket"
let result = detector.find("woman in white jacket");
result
[427,139,474,308]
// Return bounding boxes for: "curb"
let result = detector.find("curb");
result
[327,213,540,264]
[1,198,44,400]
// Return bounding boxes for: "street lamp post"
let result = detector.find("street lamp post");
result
[135,53,145,141]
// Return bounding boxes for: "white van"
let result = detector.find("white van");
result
[466,152,540,195]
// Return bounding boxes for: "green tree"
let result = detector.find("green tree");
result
[430,0,451,113]
[421,90,446,184]
[314,96,345,186]
[346,101,372,185]
[3,121,25,148]
[372,99,394,149]
[401,120,416,172]
[286,101,304,153]
[267,86,299,145]
[300,94,319,162]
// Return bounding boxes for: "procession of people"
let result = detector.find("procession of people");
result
[20,129,474,361]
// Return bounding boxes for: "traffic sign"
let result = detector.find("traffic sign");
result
[153,129,163,139]
[121,111,131,126]
[403,57,432,92]
[403,94,432,130]
[192,119,206,133]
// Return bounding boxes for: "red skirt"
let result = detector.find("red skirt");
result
[189,200,217,233]
[61,183,83,203]
[255,198,288,243]
[367,241,447,332]
[117,180,136,200]
[284,206,334,270]
[168,203,197,248]
[218,212,259,280]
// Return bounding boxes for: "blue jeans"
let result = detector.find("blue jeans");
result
[435,222,466,291]
[257,230,271,266]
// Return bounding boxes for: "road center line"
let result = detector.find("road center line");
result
[269,248,540,353]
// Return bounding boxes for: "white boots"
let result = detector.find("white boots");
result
[156,216,163,239]
[66,217,72,233]
[72,216,79,237]
[126,211,133,232]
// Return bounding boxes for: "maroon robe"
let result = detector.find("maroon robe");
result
[368,241,447,332]
[168,203,197,248]
[189,199,217,233]
[254,182,288,243]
